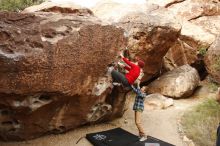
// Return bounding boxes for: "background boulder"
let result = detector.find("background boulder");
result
[117,9,181,81]
[23,1,93,15]
[146,0,185,8]
[163,21,215,78]
[167,0,220,21]
[204,37,220,84]
[147,65,200,98]
[159,0,218,78]
[91,0,158,23]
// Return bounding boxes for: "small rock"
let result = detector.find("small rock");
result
[145,93,174,110]
[183,135,195,146]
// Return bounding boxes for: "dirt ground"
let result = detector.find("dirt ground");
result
[0,85,216,146]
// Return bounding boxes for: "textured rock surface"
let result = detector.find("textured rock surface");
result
[147,65,200,98]
[160,0,218,76]
[204,37,220,84]
[0,12,127,140]
[147,0,185,7]
[91,0,216,81]
[92,2,181,81]
[163,20,215,74]
[167,0,220,20]
[145,93,174,110]
[23,1,93,16]
[118,9,181,81]
[191,16,220,36]
[164,21,214,65]
[91,1,158,23]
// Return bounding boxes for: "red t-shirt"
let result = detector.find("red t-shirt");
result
[122,57,140,85]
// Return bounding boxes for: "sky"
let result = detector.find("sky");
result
[51,0,146,7]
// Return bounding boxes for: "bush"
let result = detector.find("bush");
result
[0,0,44,12]
[208,81,219,92]
[181,99,220,146]
[198,47,208,56]
[212,57,220,71]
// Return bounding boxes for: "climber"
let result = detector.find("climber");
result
[131,85,148,141]
[109,53,145,89]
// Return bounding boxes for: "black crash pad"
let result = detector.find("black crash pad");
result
[86,128,175,146]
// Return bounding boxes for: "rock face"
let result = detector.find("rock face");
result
[145,93,174,110]
[91,1,158,23]
[147,65,200,98]
[163,21,215,80]
[92,1,181,81]
[191,16,220,36]
[154,0,218,77]
[163,21,215,71]
[147,0,185,7]
[167,0,220,21]
[204,37,220,84]
[117,9,181,81]
[0,12,127,140]
[91,0,218,82]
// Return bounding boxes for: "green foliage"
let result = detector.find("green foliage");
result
[198,47,207,56]
[181,99,220,146]
[0,0,44,12]
[208,81,219,92]
[212,57,220,71]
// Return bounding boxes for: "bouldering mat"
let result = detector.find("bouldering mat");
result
[86,128,175,146]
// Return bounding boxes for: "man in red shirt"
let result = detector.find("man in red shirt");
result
[110,54,145,88]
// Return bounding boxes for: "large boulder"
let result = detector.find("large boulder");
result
[163,21,215,72]
[147,65,200,98]
[158,0,218,77]
[191,16,220,36]
[0,12,127,141]
[189,0,220,36]
[23,1,93,16]
[91,1,158,23]
[146,0,185,8]
[167,0,220,21]
[92,1,181,81]
[204,37,220,84]
[117,9,181,81]
[166,0,220,36]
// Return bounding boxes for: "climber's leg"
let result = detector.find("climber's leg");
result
[111,70,130,87]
